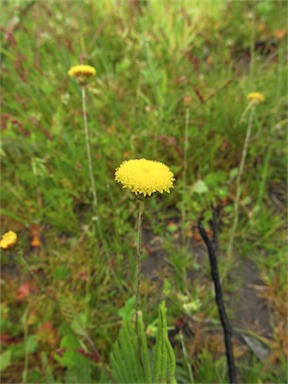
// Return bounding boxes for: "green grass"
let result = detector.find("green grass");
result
[1,0,287,383]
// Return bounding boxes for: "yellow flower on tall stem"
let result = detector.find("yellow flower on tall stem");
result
[227,92,265,260]
[0,231,18,250]
[182,95,192,246]
[115,159,175,324]
[68,64,98,216]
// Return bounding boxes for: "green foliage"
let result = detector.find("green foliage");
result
[0,335,38,373]
[0,0,286,382]
[57,294,88,337]
[108,301,176,384]
[154,302,177,384]
[118,295,136,321]
[0,350,12,372]
[54,334,92,384]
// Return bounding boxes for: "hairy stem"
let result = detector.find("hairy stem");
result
[182,107,190,246]
[81,86,98,214]
[135,199,144,325]
[227,105,256,259]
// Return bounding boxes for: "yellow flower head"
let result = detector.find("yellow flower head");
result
[115,159,175,197]
[68,65,96,86]
[0,231,18,250]
[68,65,96,78]
[247,92,265,104]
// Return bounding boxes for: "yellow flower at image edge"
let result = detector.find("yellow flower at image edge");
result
[68,65,96,78]
[115,159,175,197]
[0,231,18,250]
[247,92,265,104]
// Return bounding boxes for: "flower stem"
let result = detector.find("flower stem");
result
[81,87,128,295]
[22,308,29,384]
[81,86,98,215]
[135,199,144,325]
[182,107,190,246]
[227,104,256,260]
[179,331,194,384]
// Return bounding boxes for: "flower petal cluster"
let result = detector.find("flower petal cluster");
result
[0,231,18,250]
[68,65,96,78]
[247,92,265,104]
[115,159,175,197]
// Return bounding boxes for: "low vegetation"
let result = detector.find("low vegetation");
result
[1,1,287,383]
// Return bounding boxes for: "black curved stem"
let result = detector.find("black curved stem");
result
[198,206,237,384]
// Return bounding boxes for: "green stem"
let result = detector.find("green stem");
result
[135,200,144,325]
[249,9,256,84]
[82,88,128,305]
[256,144,271,211]
[182,107,190,246]
[82,87,121,288]
[81,86,98,215]
[179,331,194,384]
[22,308,29,384]
[227,105,256,260]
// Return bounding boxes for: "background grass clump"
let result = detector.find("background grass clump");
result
[1,0,287,383]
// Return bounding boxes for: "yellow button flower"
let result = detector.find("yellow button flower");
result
[115,159,175,197]
[68,65,96,78]
[0,231,18,250]
[247,92,265,104]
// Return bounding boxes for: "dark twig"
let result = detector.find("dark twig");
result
[198,206,237,384]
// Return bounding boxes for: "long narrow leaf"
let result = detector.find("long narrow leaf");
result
[154,302,166,383]
[121,321,142,382]
[137,313,152,383]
